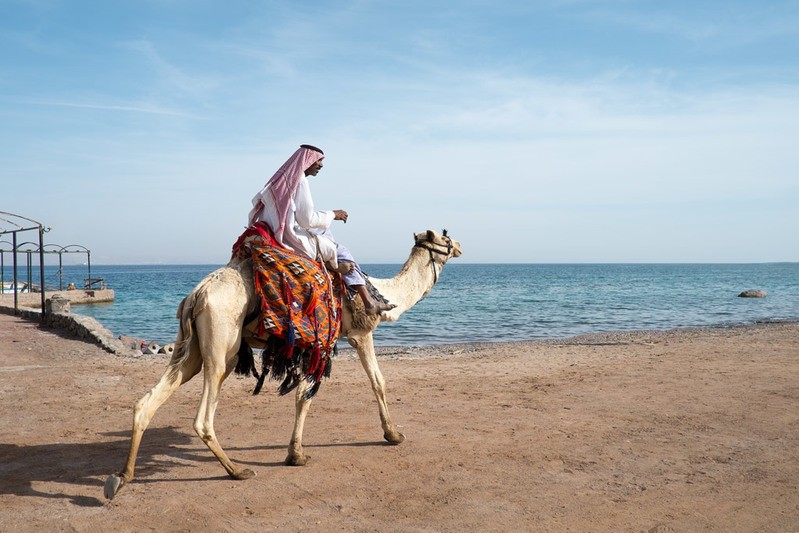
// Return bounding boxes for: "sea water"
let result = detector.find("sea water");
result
[4,263,798,347]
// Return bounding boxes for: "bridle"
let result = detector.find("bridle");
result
[414,229,454,286]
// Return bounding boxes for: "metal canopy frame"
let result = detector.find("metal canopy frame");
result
[1,212,100,321]
[0,211,48,318]
[2,241,94,288]
[42,243,94,290]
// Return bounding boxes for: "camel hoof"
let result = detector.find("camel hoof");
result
[384,431,405,445]
[285,454,308,466]
[104,474,124,500]
[231,468,256,480]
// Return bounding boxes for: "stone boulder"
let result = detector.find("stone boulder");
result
[46,295,71,315]
[738,289,767,298]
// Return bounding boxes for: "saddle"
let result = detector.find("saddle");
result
[231,223,343,398]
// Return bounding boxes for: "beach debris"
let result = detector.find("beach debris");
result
[143,341,161,355]
[117,336,173,355]
[118,335,147,350]
[738,289,767,298]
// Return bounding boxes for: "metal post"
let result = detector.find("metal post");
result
[39,226,46,321]
[58,251,64,290]
[12,231,18,314]
[26,251,32,289]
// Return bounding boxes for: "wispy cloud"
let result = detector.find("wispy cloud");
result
[117,39,222,97]
[12,98,193,117]
[573,2,799,46]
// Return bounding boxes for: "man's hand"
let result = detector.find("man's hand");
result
[333,209,348,223]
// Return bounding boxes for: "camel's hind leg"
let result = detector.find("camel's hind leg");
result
[348,331,405,444]
[191,351,256,480]
[104,344,202,499]
[190,311,255,480]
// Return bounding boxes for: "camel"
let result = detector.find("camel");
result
[104,229,461,499]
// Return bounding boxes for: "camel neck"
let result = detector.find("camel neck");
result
[379,247,440,315]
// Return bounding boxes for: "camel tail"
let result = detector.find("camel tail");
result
[167,278,212,377]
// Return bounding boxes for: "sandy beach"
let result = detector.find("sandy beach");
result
[0,312,797,532]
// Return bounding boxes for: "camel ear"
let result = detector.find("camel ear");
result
[426,230,435,242]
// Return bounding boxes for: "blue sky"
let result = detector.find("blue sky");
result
[1,0,797,264]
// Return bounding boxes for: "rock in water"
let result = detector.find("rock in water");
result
[738,289,767,298]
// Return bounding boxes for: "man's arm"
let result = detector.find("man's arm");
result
[293,177,335,230]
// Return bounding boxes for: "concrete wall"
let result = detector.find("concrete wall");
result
[0,289,114,309]
[0,296,131,355]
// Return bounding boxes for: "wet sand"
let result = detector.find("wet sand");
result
[0,313,797,532]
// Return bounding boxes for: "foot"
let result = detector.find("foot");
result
[230,468,257,480]
[104,473,126,500]
[384,430,406,445]
[285,453,309,466]
[365,301,397,316]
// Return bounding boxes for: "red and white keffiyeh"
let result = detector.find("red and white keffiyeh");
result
[247,145,325,245]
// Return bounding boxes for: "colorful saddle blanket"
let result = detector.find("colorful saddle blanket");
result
[232,223,342,397]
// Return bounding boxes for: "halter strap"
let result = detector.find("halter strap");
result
[414,234,453,286]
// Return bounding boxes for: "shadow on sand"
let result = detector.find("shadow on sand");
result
[0,427,391,506]
[0,427,209,506]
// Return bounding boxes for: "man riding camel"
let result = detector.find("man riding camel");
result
[248,144,395,316]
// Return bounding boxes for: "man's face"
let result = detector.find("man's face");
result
[305,158,324,176]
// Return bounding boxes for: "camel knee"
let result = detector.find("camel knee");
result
[132,394,149,416]
[193,420,214,442]
[131,393,157,428]
[370,375,387,393]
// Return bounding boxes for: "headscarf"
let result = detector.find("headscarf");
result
[248,145,325,237]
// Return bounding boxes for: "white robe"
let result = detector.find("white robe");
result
[255,176,339,268]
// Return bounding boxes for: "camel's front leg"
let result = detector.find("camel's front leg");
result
[193,355,256,480]
[348,331,405,444]
[286,380,314,466]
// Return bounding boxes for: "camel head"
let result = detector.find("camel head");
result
[413,229,462,263]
